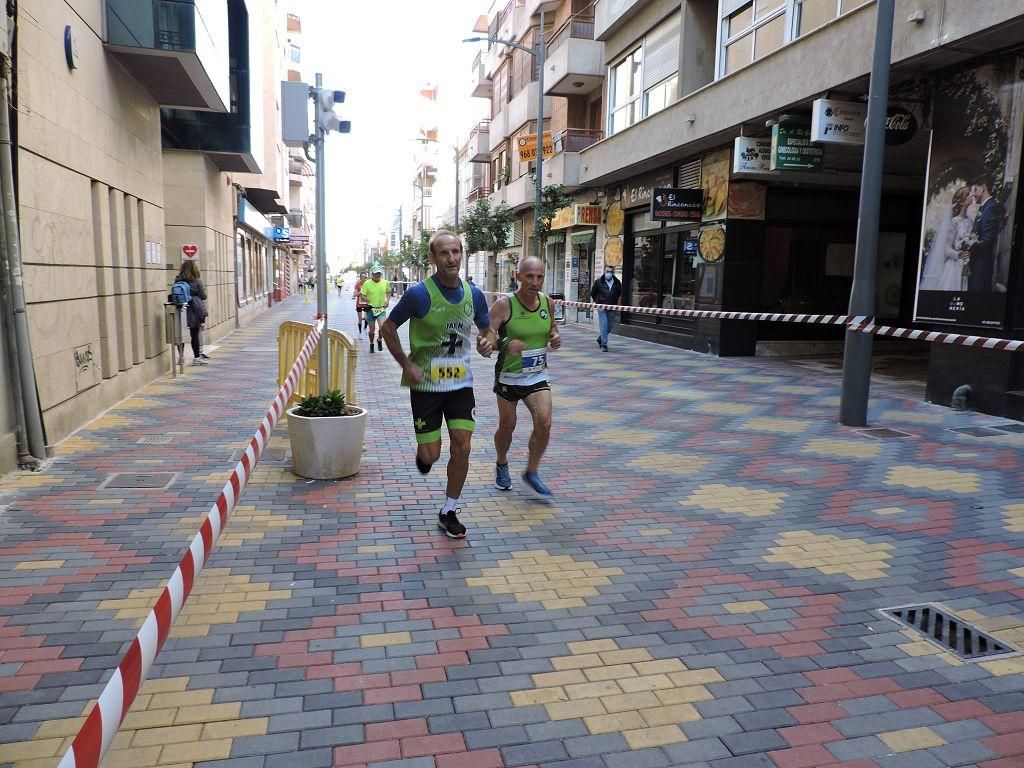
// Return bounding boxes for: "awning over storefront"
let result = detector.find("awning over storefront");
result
[571,230,596,245]
[243,187,289,215]
[547,232,565,245]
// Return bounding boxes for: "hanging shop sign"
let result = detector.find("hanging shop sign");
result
[603,236,623,267]
[913,56,1024,328]
[181,244,199,261]
[811,98,867,144]
[727,183,767,221]
[771,121,824,171]
[551,204,603,230]
[884,106,918,146]
[733,137,772,174]
[697,225,726,263]
[621,169,673,209]
[604,201,624,237]
[650,188,703,221]
[272,225,291,243]
[516,131,554,162]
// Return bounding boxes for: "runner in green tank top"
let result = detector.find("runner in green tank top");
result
[486,256,561,499]
[380,231,496,539]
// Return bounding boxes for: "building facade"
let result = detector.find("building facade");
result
[0,0,311,474]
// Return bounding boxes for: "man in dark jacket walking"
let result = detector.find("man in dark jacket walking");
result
[590,265,622,351]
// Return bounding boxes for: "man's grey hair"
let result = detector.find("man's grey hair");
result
[428,230,463,255]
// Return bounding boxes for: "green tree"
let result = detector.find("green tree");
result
[460,199,515,292]
[534,184,575,256]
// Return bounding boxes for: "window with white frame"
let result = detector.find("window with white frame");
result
[721,0,787,76]
[794,0,870,37]
[607,13,680,136]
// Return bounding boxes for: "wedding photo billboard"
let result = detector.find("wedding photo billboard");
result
[914,57,1024,328]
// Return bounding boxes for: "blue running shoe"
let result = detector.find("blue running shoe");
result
[520,471,553,499]
[495,463,512,491]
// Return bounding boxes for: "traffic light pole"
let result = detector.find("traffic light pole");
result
[534,9,545,261]
[314,72,329,395]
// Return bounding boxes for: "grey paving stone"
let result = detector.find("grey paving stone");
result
[563,733,630,758]
[501,739,569,766]
[231,732,301,757]
[264,748,332,768]
[299,724,364,749]
[720,729,787,755]
[662,738,731,764]
[464,725,530,749]
[366,758,437,768]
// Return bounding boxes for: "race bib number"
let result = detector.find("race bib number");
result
[520,348,547,373]
[430,361,467,382]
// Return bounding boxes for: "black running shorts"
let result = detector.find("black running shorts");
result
[410,388,476,444]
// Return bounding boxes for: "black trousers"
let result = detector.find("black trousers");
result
[189,326,201,358]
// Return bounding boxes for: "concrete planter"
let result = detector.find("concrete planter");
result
[287,405,367,480]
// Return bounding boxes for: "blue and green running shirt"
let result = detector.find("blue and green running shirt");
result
[496,292,552,386]
[389,276,490,392]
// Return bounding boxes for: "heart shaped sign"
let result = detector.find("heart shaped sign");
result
[181,244,199,260]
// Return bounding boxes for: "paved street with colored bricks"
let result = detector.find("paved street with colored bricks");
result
[3,292,1024,768]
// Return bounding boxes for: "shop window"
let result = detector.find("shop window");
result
[607,13,681,136]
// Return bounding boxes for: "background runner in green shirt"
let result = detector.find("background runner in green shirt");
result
[486,256,561,499]
[360,265,392,353]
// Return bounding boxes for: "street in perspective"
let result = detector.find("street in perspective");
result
[2,2,1024,768]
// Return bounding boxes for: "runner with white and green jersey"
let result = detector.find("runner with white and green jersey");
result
[380,231,495,540]
[488,256,561,500]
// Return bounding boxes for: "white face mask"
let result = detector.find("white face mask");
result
[605,271,614,278]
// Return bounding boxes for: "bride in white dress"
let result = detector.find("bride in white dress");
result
[919,187,974,291]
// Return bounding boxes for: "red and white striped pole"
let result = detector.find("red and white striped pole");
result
[57,317,325,768]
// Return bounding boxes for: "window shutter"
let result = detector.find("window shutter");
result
[643,15,680,90]
[678,159,701,189]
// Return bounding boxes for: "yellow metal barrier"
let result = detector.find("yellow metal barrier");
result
[278,321,358,409]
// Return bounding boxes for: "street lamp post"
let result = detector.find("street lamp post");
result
[464,8,547,261]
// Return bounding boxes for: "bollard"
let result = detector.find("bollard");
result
[164,303,187,377]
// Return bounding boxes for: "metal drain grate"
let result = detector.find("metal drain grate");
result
[882,604,1012,660]
[136,436,174,445]
[103,472,176,489]
[856,427,913,439]
[993,423,1024,434]
[948,426,1005,437]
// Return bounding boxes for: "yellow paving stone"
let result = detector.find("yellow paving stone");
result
[584,663,639,682]
[14,560,65,570]
[724,600,769,614]
[879,727,947,753]
[172,703,242,724]
[638,528,675,537]
[564,411,617,424]
[741,417,811,434]
[618,674,674,693]
[591,427,662,445]
[104,746,162,768]
[467,550,621,609]
[201,717,270,740]
[633,659,687,675]
[131,724,203,747]
[545,698,608,720]
[600,691,662,713]
[532,670,588,688]
[1004,503,1024,533]
[639,703,701,726]
[552,653,605,670]
[773,385,821,395]
[150,690,215,708]
[979,656,1024,676]
[700,402,755,415]
[565,680,624,700]
[684,483,786,517]
[510,687,569,706]
[764,530,893,580]
[121,708,178,730]
[584,711,647,734]
[361,631,412,648]
[735,375,776,384]
[157,738,233,764]
[0,738,65,761]
[630,453,709,475]
[656,686,714,705]
[598,649,652,665]
[667,669,724,686]
[885,465,981,494]
[31,719,82,739]
[623,724,687,750]
[880,409,943,424]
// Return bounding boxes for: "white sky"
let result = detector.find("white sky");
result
[294,0,489,272]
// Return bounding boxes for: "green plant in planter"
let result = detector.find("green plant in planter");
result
[295,389,360,417]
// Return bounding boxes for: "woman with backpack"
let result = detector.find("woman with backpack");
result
[172,261,209,365]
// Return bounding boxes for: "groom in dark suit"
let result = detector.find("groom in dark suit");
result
[964,173,1001,292]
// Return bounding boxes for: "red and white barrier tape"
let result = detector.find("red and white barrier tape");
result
[57,317,326,768]
[849,321,1024,352]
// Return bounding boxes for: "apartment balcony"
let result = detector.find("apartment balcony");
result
[106,0,230,111]
[544,19,603,96]
[594,0,649,41]
[490,172,534,211]
[287,210,309,231]
[525,0,561,18]
[489,108,508,152]
[469,120,491,163]
[541,129,602,188]
[466,186,491,204]
[506,85,553,134]
[471,51,492,98]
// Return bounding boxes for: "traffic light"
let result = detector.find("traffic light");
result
[315,88,351,134]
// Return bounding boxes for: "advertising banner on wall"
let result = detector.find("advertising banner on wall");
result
[913,57,1024,328]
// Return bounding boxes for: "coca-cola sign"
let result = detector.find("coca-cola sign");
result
[884,106,917,146]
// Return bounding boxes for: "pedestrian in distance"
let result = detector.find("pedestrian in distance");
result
[467,275,476,288]
[353,271,370,335]
[360,264,392,354]
[335,274,344,296]
[590,264,622,352]
[380,230,495,539]
[170,260,209,366]
[485,256,560,499]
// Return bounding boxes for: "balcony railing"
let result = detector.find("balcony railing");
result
[547,18,595,54]
[553,128,603,154]
[467,186,490,203]
[469,119,491,140]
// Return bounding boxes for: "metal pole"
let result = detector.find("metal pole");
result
[534,9,545,260]
[314,73,329,395]
[0,68,46,460]
[838,0,895,426]
[455,144,464,278]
